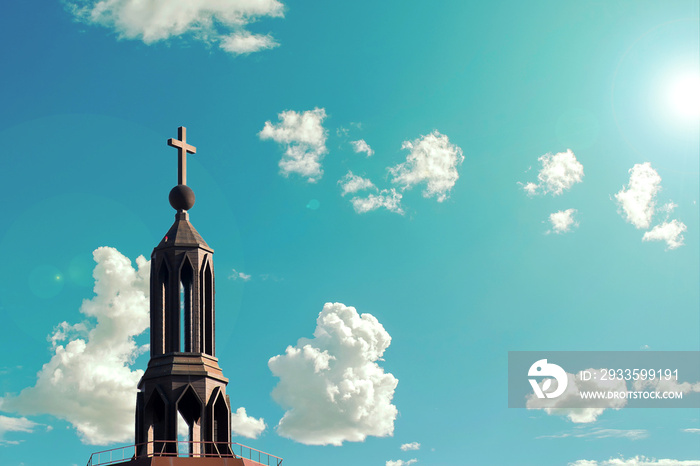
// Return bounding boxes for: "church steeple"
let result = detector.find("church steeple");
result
[134,127,232,457]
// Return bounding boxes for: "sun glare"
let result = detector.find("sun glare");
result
[668,71,700,119]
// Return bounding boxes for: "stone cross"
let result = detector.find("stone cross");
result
[167,126,197,186]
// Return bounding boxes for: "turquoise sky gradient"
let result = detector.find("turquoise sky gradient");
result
[0,1,699,465]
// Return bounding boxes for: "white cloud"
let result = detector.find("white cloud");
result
[614,162,662,229]
[400,442,421,451]
[523,149,584,196]
[351,139,374,157]
[339,171,376,196]
[632,377,700,394]
[548,209,578,234]
[268,302,398,446]
[526,369,627,423]
[523,182,539,196]
[2,247,149,445]
[220,31,279,54]
[390,130,464,202]
[539,428,648,441]
[229,268,252,281]
[230,407,266,439]
[0,415,38,445]
[387,460,418,466]
[660,201,678,214]
[350,188,404,215]
[683,428,700,434]
[569,456,700,466]
[259,108,328,182]
[65,0,284,55]
[642,219,687,250]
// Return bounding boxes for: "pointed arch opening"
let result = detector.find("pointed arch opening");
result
[211,390,232,457]
[144,389,168,455]
[202,258,214,356]
[176,385,203,457]
[154,261,169,355]
[179,258,194,352]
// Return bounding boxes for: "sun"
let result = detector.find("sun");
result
[668,71,700,120]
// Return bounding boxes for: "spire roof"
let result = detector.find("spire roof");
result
[155,211,212,252]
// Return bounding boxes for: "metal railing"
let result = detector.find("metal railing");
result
[86,440,282,466]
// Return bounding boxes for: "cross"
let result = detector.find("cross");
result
[167,126,197,185]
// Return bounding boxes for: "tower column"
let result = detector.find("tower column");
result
[135,127,231,457]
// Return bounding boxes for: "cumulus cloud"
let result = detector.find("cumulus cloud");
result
[390,130,464,202]
[2,247,149,445]
[220,31,279,54]
[387,460,418,466]
[268,302,398,446]
[523,149,584,196]
[351,139,374,157]
[339,171,376,196]
[614,163,662,229]
[642,220,687,250]
[259,108,328,182]
[230,407,266,439]
[400,442,421,451]
[548,209,578,234]
[568,456,700,466]
[350,189,404,215]
[526,369,627,423]
[229,268,252,281]
[0,415,38,445]
[65,0,284,54]
[614,163,688,250]
[683,428,700,434]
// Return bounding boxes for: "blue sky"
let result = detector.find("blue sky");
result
[0,1,699,465]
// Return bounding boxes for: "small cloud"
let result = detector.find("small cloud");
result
[539,428,648,441]
[259,108,328,182]
[230,407,266,439]
[523,149,584,196]
[390,130,464,202]
[350,139,374,157]
[339,171,376,196]
[683,428,700,434]
[568,456,700,466]
[614,162,662,229]
[0,415,38,445]
[526,369,627,423]
[229,269,252,281]
[268,303,398,446]
[642,219,687,250]
[220,32,279,55]
[350,189,404,215]
[64,0,284,55]
[400,442,421,451]
[387,460,418,466]
[548,209,578,234]
[522,182,539,196]
[660,201,678,214]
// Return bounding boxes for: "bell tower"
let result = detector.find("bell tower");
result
[134,126,233,457]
